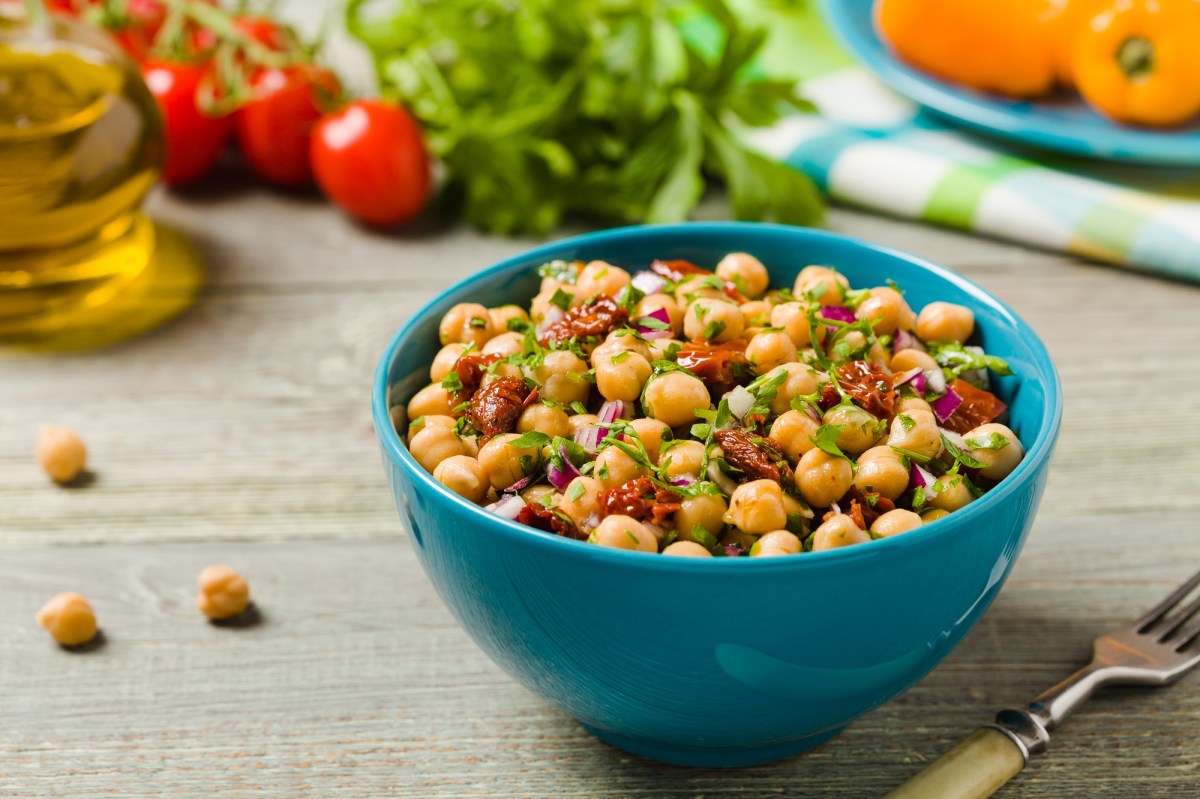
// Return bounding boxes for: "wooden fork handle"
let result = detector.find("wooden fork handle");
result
[883,727,1026,799]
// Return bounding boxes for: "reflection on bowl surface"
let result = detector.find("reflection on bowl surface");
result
[373,222,1061,766]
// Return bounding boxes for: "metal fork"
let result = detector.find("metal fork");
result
[885,568,1200,799]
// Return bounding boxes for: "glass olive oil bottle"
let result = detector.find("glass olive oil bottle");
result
[0,10,163,336]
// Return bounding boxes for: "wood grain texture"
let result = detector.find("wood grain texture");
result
[1,521,1197,798]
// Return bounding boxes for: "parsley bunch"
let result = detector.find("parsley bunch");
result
[346,0,823,235]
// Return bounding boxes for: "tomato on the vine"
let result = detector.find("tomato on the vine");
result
[310,100,431,228]
[232,15,294,52]
[142,59,232,187]
[234,65,340,188]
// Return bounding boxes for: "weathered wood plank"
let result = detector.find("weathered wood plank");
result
[1,518,1196,798]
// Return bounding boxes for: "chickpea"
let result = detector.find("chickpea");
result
[484,360,524,382]
[853,446,910,500]
[408,383,455,420]
[917,302,975,344]
[568,413,600,436]
[523,484,557,505]
[37,426,87,484]
[890,348,938,373]
[557,476,602,525]
[196,565,251,620]
[921,508,951,523]
[684,297,745,343]
[531,286,574,323]
[659,440,706,479]
[594,445,646,489]
[823,403,883,456]
[715,252,770,298]
[527,350,590,405]
[590,514,658,553]
[488,304,529,332]
[751,530,801,556]
[598,330,652,359]
[36,592,97,646]
[770,302,819,348]
[433,455,490,503]
[633,293,685,336]
[770,410,819,462]
[855,287,915,335]
[642,371,711,428]
[871,509,923,537]
[745,331,798,375]
[867,340,891,368]
[887,408,942,461]
[675,494,728,539]
[482,331,525,358]
[517,403,572,438]
[895,395,932,414]
[647,337,683,360]
[460,435,481,458]
[811,514,870,551]
[739,300,773,329]
[674,274,727,306]
[796,448,854,508]
[724,479,787,534]
[409,425,468,474]
[478,433,542,490]
[575,260,631,300]
[439,302,494,347]
[965,423,1024,481]
[595,350,653,403]
[629,418,670,464]
[430,343,470,382]
[794,265,849,305]
[927,474,975,512]
[663,540,713,557]
[408,414,455,443]
[766,362,821,416]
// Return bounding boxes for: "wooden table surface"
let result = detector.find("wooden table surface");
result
[3,10,1200,797]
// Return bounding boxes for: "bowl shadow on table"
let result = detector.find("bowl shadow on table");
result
[551,590,1105,790]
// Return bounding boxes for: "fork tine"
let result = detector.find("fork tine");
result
[1135,569,1200,632]
[1173,617,1200,654]
[1157,593,1200,642]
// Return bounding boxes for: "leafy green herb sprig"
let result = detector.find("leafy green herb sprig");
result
[346,0,823,235]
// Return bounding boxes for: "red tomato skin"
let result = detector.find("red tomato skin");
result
[141,60,232,187]
[235,66,338,188]
[310,100,432,228]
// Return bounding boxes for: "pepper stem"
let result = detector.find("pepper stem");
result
[1117,36,1154,81]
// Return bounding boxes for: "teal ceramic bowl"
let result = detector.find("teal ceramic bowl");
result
[373,223,1062,767]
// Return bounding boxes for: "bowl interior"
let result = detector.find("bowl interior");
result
[381,223,1057,498]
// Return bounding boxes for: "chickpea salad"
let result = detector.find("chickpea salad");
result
[401,254,1024,558]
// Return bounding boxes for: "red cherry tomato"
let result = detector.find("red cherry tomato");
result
[310,100,431,228]
[141,60,232,187]
[232,16,294,51]
[235,65,339,188]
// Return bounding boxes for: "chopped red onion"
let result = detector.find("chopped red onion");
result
[598,400,627,424]
[939,428,967,451]
[909,462,935,490]
[892,328,924,353]
[723,543,744,557]
[893,367,924,395]
[631,271,668,296]
[486,494,526,520]
[819,305,857,334]
[924,368,947,396]
[634,306,673,340]
[830,501,841,515]
[582,512,601,532]
[547,444,583,491]
[535,306,564,340]
[669,476,695,487]
[801,401,822,424]
[930,388,963,423]
[707,461,739,497]
[502,474,536,494]
[726,385,755,421]
[574,424,603,453]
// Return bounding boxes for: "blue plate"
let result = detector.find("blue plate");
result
[821,0,1200,165]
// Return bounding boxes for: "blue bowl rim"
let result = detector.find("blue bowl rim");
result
[372,222,1063,572]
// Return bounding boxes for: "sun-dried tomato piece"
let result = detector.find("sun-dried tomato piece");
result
[517,502,585,540]
[650,259,710,283]
[676,340,751,396]
[599,477,682,526]
[715,429,793,484]
[468,376,535,442]
[835,360,896,420]
[941,379,1008,435]
[539,295,629,345]
[451,352,503,406]
[844,485,895,530]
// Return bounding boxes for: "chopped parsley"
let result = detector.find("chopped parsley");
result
[468,316,488,329]
[566,480,586,502]
[508,431,551,449]
[549,287,573,312]
[809,424,848,460]
[941,433,987,470]
[537,260,578,284]
[701,320,727,341]
[927,341,1012,378]
[966,431,1011,451]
